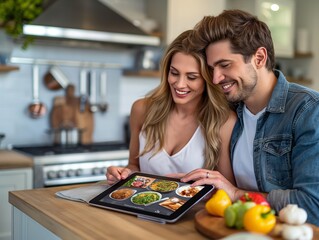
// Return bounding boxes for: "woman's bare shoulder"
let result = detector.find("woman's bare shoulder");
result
[131,98,147,116]
[228,110,237,124]
[220,110,237,135]
[130,98,148,128]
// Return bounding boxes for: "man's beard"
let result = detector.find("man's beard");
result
[225,65,257,104]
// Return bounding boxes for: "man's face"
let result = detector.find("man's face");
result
[206,40,258,104]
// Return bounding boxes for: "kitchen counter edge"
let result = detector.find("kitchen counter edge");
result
[0,150,33,169]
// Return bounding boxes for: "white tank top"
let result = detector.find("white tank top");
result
[139,126,205,175]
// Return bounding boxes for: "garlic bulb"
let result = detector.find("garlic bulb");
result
[279,204,307,225]
[281,224,313,240]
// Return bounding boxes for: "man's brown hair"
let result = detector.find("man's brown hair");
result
[190,9,275,70]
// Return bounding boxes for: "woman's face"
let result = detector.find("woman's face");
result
[168,52,205,106]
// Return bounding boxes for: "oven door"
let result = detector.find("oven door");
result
[34,159,128,188]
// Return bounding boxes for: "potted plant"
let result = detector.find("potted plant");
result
[0,0,43,58]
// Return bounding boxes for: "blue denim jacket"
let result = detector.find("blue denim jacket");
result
[231,70,319,226]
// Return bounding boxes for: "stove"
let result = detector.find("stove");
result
[13,142,129,188]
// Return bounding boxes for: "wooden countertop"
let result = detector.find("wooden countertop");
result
[0,150,33,169]
[9,184,207,240]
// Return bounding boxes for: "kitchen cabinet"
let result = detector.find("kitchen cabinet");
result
[145,0,226,45]
[277,52,314,86]
[256,0,296,58]
[0,168,32,240]
[227,0,296,58]
[123,70,161,78]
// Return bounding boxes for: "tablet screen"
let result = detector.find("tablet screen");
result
[89,172,214,223]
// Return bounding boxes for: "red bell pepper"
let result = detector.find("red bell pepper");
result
[239,192,270,206]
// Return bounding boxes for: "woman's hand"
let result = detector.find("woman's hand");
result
[181,168,241,202]
[165,173,186,179]
[106,166,133,185]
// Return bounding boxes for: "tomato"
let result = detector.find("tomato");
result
[243,205,276,234]
[239,192,270,206]
[205,189,232,217]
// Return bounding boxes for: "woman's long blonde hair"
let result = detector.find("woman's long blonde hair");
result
[140,30,231,170]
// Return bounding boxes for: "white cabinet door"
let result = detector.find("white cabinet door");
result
[0,168,32,240]
[227,0,296,58]
[256,0,296,58]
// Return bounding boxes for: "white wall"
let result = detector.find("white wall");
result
[166,0,226,43]
[119,77,160,115]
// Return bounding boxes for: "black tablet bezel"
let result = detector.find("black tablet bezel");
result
[89,172,214,223]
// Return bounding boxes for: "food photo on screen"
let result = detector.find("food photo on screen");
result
[175,185,204,198]
[100,175,205,216]
[148,180,179,192]
[123,175,156,188]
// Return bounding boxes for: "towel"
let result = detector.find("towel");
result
[55,182,110,203]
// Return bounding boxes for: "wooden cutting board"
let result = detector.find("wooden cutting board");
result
[194,209,319,239]
[50,85,94,144]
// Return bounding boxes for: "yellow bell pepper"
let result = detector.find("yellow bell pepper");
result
[205,189,232,217]
[243,205,276,234]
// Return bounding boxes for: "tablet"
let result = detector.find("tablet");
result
[89,172,214,223]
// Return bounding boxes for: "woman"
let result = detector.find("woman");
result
[107,30,237,185]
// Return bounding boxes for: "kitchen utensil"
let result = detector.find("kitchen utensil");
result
[28,65,47,118]
[0,133,5,149]
[47,127,85,146]
[51,84,77,128]
[79,69,88,113]
[50,84,94,144]
[99,71,108,113]
[88,70,99,113]
[44,66,69,91]
[135,47,161,71]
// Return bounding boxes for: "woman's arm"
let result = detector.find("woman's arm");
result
[216,110,237,185]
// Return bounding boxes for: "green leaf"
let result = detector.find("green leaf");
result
[0,0,43,49]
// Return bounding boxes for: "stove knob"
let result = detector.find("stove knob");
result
[67,169,76,177]
[57,170,66,178]
[47,170,57,179]
[75,169,83,176]
[100,167,107,175]
[92,167,100,175]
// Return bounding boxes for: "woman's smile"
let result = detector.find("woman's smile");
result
[174,88,191,97]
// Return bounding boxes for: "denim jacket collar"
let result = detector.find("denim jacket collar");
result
[236,69,287,114]
[267,70,288,113]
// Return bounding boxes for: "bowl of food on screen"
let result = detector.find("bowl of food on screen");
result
[176,185,203,198]
[109,188,136,201]
[148,180,179,192]
[130,191,162,206]
[126,176,156,188]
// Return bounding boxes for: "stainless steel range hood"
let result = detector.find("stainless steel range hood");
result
[23,0,160,46]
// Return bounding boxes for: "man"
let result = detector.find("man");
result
[181,9,319,225]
